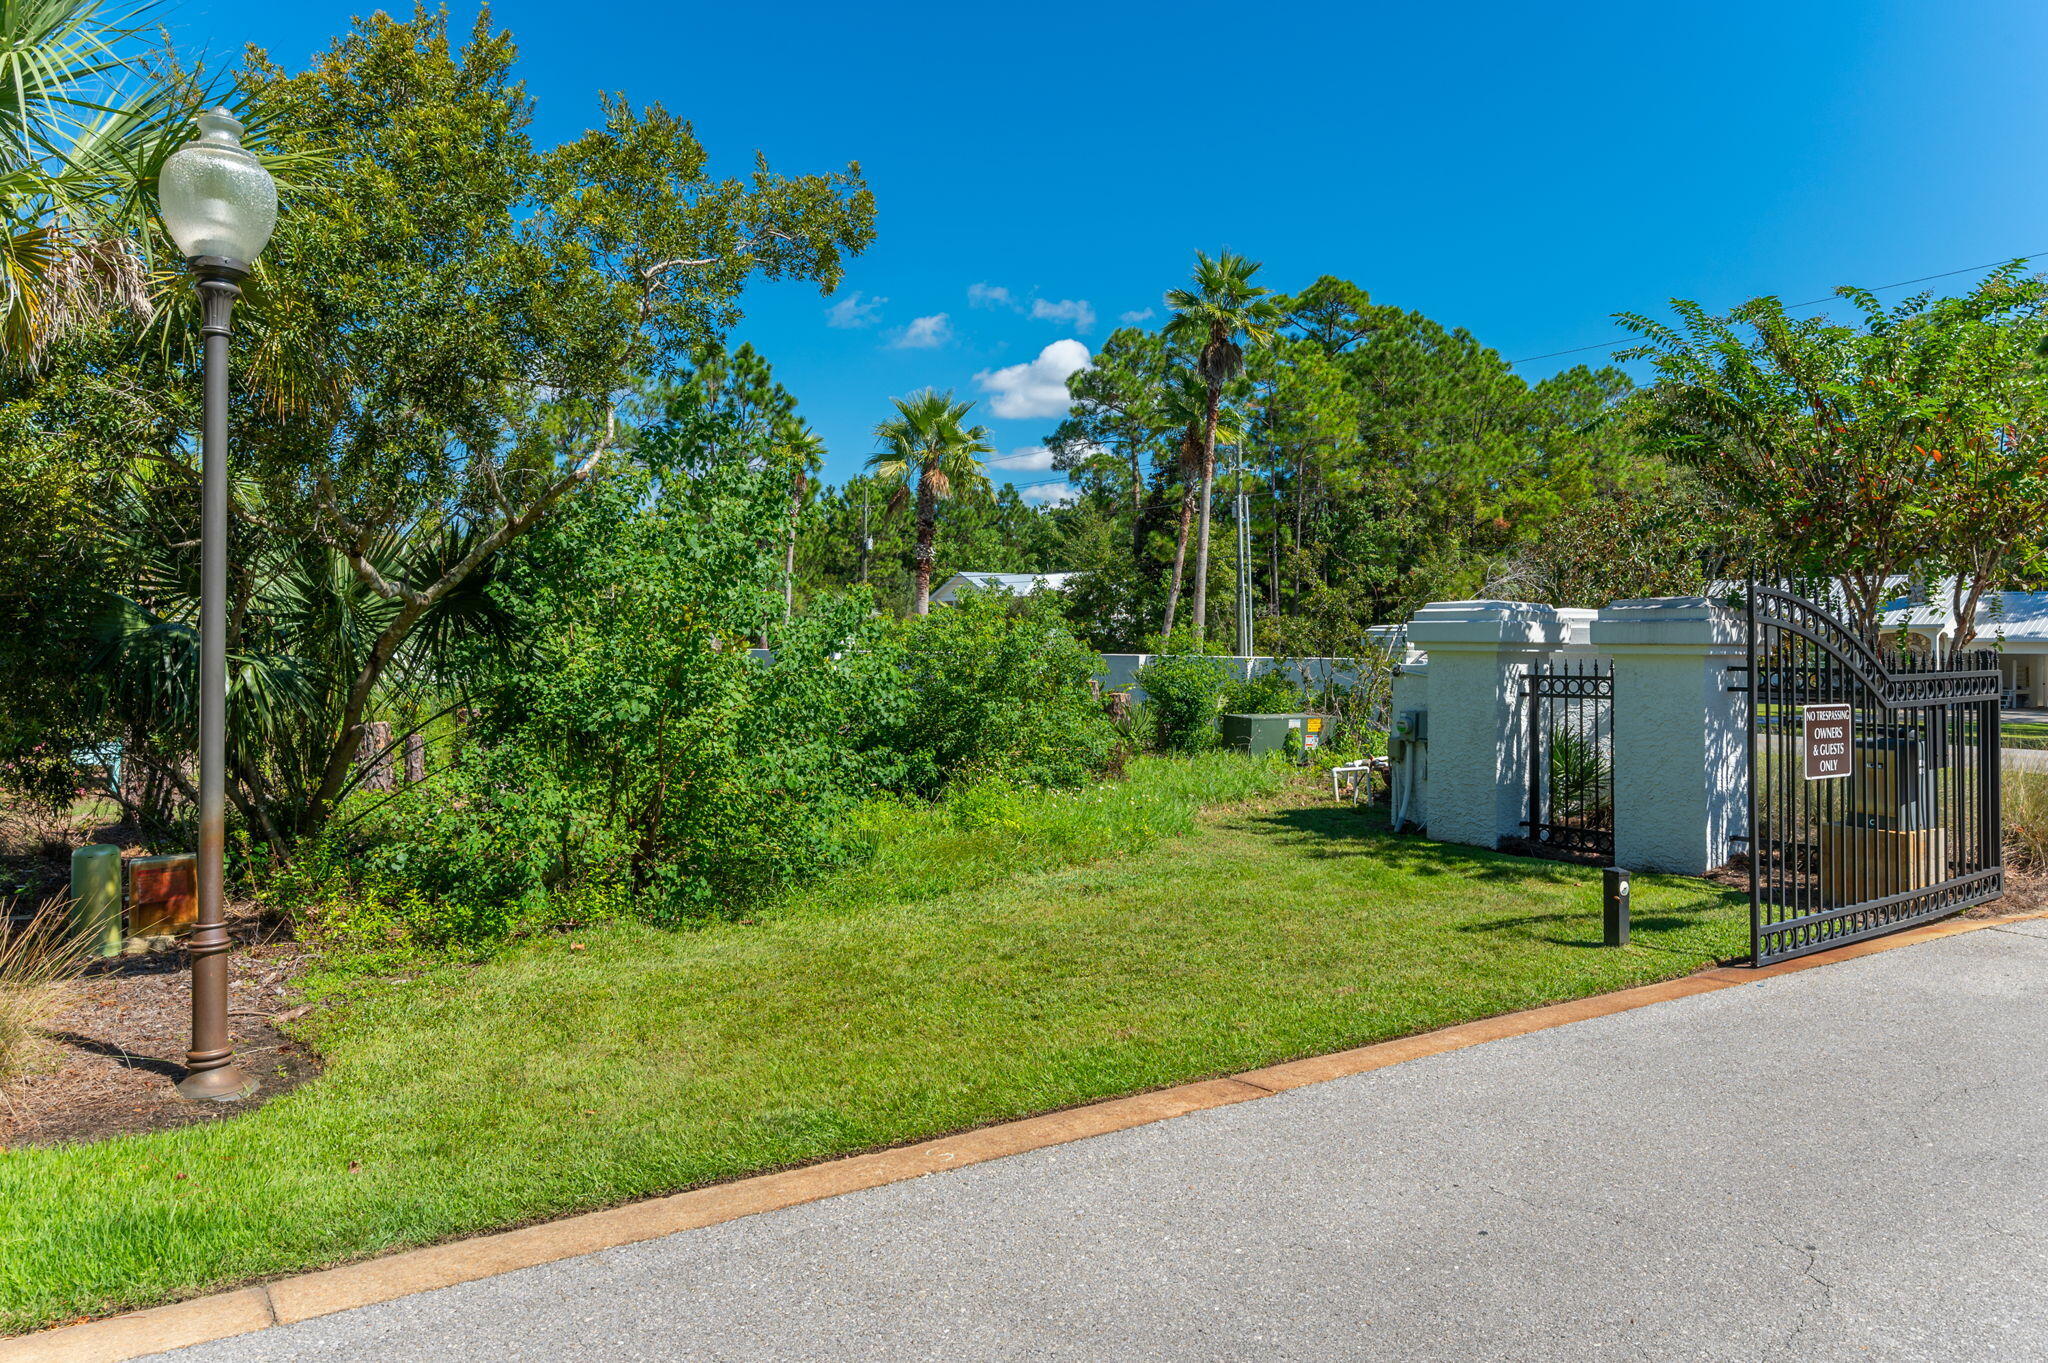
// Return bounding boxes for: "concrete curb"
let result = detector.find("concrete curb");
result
[9,908,2042,1362]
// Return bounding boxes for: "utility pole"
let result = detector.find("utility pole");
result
[859,485,871,586]
[1233,444,1254,658]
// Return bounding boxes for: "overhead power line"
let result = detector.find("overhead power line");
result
[1505,249,2048,367]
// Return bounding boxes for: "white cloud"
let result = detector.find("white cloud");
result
[1119,307,1156,324]
[891,313,953,349]
[1018,482,1080,506]
[974,338,1092,420]
[825,290,886,328]
[988,445,1057,472]
[968,282,1014,308]
[1030,297,1096,332]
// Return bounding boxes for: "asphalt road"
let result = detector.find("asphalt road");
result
[156,924,2048,1363]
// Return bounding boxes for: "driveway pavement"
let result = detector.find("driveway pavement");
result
[154,924,2048,1363]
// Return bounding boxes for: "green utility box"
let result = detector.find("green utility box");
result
[70,843,124,958]
[1221,712,1332,755]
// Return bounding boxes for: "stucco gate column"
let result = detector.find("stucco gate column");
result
[1590,596,1747,875]
[1403,601,1578,850]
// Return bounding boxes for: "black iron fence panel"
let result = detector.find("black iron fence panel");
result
[1739,582,2003,966]
[1521,657,1615,862]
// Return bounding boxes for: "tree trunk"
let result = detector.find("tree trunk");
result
[912,474,939,615]
[1161,477,1196,640]
[1190,383,1222,642]
[357,722,395,792]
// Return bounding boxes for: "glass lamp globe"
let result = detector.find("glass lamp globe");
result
[158,108,277,266]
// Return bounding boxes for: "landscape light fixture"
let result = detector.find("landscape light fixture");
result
[157,107,277,1102]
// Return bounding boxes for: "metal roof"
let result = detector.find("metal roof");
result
[932,572,1077,600]
[1879,590,2048,642]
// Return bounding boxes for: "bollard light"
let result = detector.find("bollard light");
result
[1603,867,1631,948]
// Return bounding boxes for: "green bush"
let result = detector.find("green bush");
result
[879,591,1119,797]
[269,432,888,950]
[1137,654,1231,752]
[1223,668,1307,715]
[276,557,1123,954]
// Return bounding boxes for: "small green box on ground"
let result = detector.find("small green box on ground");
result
[1221,713,1331,755]
[68,844,124,958]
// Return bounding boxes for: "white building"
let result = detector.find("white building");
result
[930,571,1078,605]
[1878,590,2048,708]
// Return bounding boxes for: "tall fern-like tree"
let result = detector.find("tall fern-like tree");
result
[867,389,993,615]
[1165,250,1280,644]
[777,418,824,620]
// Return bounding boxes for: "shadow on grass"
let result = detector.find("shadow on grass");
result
[1246,800,1745,955]
[1254,802,1594,887]
[1448,910,1724,955]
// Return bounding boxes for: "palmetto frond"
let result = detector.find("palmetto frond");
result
[84,464,520,819]
[0,0,322,363]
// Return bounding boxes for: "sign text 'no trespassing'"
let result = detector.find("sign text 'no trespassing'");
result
[1801,703,1853,780]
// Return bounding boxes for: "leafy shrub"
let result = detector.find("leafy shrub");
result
[1224,668,1306,715]
[271,432,886,950]
[879,591,1118,797]
[274,528,1122,953]
[1137,654,1230,752]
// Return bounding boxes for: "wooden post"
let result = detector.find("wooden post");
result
[404,731,426,784]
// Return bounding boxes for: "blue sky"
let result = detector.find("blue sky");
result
[175,0,2048,497]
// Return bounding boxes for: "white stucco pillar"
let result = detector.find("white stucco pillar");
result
[1404,601,1578,850]
[1590,597,1747,875]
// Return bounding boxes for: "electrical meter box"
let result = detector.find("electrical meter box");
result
[1847,729,1940,830]
[1221,713,1332,755]
[1394,710,1427,742]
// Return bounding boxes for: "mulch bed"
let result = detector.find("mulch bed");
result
[1,917,322,1149]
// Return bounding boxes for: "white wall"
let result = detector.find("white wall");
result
[1099,655,1361,702]
[1591,598,1746,875]
[1389,655,1429,829]
[1403,601,1582,850]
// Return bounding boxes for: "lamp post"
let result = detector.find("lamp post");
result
[157,108,277,1102]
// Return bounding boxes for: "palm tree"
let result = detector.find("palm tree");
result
[1164,251,1281,644]
[0,0,317,365]
[0,0,191,361]
[1157,372,1241,641]
[87,460,515,847]
[776,418,824,621]
[867,389,993,615]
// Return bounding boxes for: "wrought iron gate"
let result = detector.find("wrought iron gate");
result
[1740,583,2003,965]
[1521,657,1615,862]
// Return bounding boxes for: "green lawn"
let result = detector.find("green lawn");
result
[0,756,1746,1335]
[2003,719,2048,751]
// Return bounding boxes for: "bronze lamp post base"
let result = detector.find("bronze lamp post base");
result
[175,1063,260,1103]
